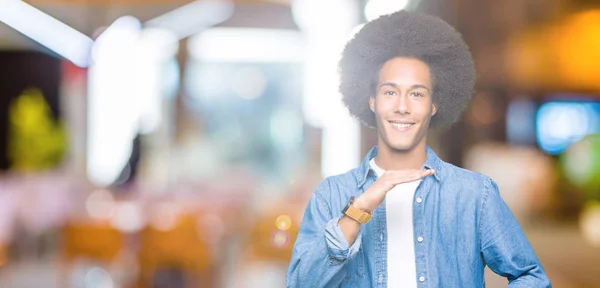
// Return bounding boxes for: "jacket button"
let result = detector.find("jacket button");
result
[419,276,425,282]
[416,197,423,204]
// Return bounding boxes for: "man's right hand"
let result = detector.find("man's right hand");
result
[353,169,435,212]
[338,168,434,246]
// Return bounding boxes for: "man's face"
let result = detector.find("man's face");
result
[369,57,437,152]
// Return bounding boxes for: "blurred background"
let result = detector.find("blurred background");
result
[0,0,599,287]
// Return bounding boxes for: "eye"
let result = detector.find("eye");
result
[411,92,424,98]
[384,90,397,96]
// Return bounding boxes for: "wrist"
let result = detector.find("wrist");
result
[353,197,372,213]
[339,214,362,226]
[342,196,373,224]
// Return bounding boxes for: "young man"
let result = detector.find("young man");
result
[287,10,551,288]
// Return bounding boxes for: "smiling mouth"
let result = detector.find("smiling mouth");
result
[388,121,415,131]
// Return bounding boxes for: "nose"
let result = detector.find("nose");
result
[394,94,411,114]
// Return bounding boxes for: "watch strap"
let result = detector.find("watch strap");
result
[343,197,372,224]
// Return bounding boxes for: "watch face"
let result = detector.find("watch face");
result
[342,196,355,213]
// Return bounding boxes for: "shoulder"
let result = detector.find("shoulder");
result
[312,169,361,211]
[440,161,498,197]
[442,161,491,182]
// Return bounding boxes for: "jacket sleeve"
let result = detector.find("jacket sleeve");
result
[480,178,552,288]
[287,178,363,288]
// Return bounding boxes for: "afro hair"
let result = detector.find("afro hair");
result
[339,10,475,128]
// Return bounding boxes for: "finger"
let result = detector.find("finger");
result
[386,169,434,176]
[420,169,435,177]
[385,169,424,177]
[391,169,434,185]
[392,173,422,184]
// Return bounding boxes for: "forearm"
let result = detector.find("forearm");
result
[338,215,361,246]
[287,237,347,287]
[507,265,551,288]
[287,217,363,288]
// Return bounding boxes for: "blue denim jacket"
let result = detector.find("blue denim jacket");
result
[287,145,551,287]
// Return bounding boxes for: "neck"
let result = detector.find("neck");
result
[374,140,427,171]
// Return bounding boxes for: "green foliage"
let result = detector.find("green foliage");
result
[7,88,67,171]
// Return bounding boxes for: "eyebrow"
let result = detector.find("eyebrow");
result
[379,82,430,92]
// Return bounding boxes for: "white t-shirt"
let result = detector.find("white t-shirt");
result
[370,159,419,288]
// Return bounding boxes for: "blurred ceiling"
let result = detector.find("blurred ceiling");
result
[3,0,600,95]
[24,0,290,3]
[0,0,296,49]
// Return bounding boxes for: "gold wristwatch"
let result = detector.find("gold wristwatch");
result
[342,196,372,224]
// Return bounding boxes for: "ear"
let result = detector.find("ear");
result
[369,96,375,113]
[431,103,438,116]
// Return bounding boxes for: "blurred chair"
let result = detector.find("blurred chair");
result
[62,221,124,262]
[233,205,301,288]
[60,221,125,287]
[137,213,214,288]
[0,242,6,268]
[248,211,299,263]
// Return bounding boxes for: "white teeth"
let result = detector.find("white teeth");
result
[390,122,414,129]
